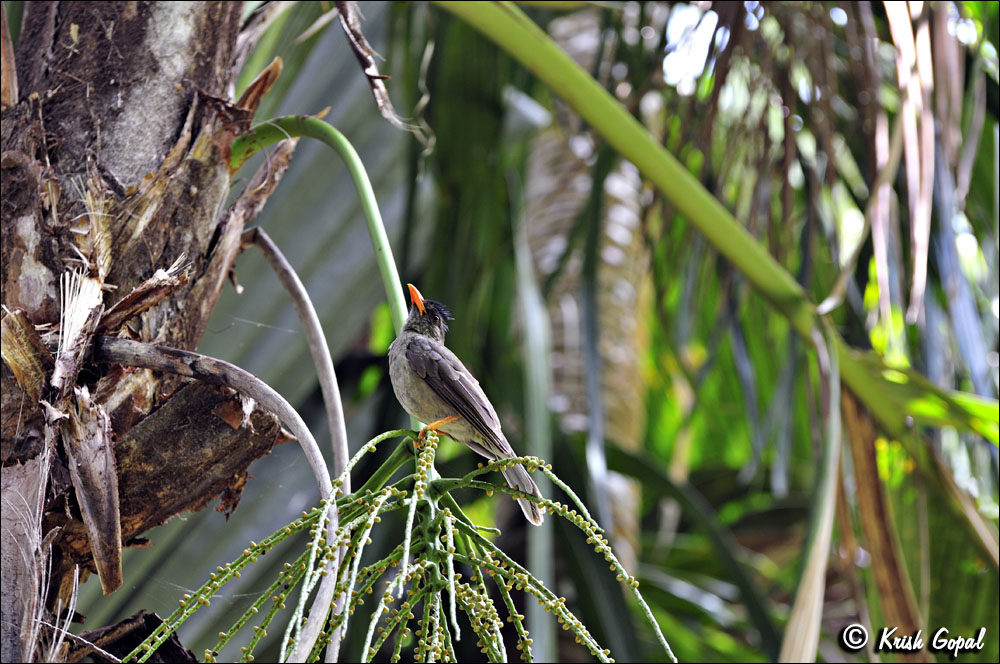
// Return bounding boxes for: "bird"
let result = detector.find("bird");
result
[388,283,545,526]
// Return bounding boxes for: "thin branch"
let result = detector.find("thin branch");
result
[242,227,349,491]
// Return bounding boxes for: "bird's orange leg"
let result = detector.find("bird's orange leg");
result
[418,415,460,442]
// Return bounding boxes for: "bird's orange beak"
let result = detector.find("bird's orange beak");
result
[407,283,426,315]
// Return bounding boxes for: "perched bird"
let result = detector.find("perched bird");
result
[388,284,545,526]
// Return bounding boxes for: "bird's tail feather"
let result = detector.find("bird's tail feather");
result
[501,463,544,526]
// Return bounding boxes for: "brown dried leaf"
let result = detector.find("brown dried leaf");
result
[98,258,190,334]
[235,56,282,115]
[212,396,245,430]
[335,1,423,139]
[0,308,54,401]
[60,386,123,595]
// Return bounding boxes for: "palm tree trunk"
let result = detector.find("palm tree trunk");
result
[2,4,285,659]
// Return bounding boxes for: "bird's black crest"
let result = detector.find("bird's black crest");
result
[404,297,454,339]
[423,299,453,327]
[423,299,453,320]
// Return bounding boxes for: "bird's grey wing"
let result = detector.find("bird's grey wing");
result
[405,336,513,456]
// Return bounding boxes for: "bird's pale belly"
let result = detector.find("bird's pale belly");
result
[388,344,480,443]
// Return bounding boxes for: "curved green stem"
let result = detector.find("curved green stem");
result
[230,116,409,332]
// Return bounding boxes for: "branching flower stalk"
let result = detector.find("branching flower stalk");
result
[122,426,673,663]
[339,439,674,662]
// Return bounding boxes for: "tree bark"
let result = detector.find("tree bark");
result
[1,3,289,659]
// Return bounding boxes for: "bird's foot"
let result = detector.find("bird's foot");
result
[417,415,460,445]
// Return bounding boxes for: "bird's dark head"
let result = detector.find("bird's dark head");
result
[403,283,452,341]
